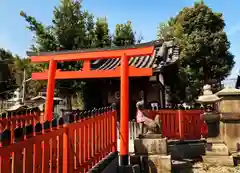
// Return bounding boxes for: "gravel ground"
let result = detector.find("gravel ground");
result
[172,161,240,173]
[191,162,240,173]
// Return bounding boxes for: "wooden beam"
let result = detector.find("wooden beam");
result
[30,46,154,63]
[32,67,153,80]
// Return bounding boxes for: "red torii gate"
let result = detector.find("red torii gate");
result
[29,44,154,166]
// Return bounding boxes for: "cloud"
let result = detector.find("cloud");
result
[227,24,240,36]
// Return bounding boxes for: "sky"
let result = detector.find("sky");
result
[0,0,240,79]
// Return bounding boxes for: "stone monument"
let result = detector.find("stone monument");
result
[131,100,171,173]
[215,87,240,163]
[197,85,234,166]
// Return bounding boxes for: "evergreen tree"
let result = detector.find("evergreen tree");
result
[113,21,142,46]
[95,17,111,48]
[0,49,18,99]
[157,1,235,103]
[21,0,113,109]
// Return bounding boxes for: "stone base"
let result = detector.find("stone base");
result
[202,155,234,166]
[138,133,162,139]
[130,154,172,173]
[118,165,140,173]
[168,140,205,160]
[205,142,229,156]
[232,152,240,158]
[130,154,141,165]
[142,155,171,173]
[134,137,167,155]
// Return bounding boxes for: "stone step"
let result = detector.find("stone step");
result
[117,165,140,173]
[202,155,234,166]
[134,137,167,155]
[130,154,172,173]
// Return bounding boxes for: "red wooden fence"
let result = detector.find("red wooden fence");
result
[0,108,45,147]
[0,107,117,173]
[145,109,208,140]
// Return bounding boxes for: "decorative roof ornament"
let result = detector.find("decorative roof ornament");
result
[197,84,222,104]
[153,39,179,70]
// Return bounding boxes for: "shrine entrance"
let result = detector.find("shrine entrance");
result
[29,43,154,166]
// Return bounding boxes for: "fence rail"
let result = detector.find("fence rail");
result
[0,107,117,173]
[117,109,208,141]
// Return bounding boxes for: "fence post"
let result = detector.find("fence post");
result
[112,110,117,152]
[178,110,184,140]
[63,127,71,172]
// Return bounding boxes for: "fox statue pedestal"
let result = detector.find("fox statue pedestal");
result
[132,100,171,172]
[131,134,171,172]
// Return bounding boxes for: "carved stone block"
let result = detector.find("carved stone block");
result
[202,155,234,166]
[205,143,229,156]
[134,138,167,155]
[142,155,171,173]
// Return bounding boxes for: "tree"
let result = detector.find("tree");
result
[21,0,86,108]
[157,17,175,41]
[112,21,142,46]
[95,17,111,48]
[21,0,143,109]
[13,56,46,99]
[21,0,132,109]
[0,49,18,99]
[157,1,235,103]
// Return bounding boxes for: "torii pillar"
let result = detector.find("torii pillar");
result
[45,59,57,122]
[119,54,129,166]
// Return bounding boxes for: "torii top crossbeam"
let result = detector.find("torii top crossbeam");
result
[28,41,155,166]
[29,42,154,80]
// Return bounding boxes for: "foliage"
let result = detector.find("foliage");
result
[112,21,142,46]
[157,17,175,41]
[0,49,18,99]
[21,0,139,109]
[157,1,235,103]
[95,17,112,48]
[12,56,46,98]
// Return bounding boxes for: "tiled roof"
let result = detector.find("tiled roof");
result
[91,40,179,70]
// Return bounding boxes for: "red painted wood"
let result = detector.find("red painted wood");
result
[51,135,58,173]
[145,109,207,140]
[32,66,153,80]
[44,59,57,121]
[30,46,154,62]
[120,54,129,157]
[0,110,116,173]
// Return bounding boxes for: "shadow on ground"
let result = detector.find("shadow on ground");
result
[172,159,202,173]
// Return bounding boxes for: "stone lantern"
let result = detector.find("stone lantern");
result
[197,84,222,138]
[197,85,234,166]
[216,87,240,159]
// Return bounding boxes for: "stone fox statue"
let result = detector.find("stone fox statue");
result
[136,100,162,136]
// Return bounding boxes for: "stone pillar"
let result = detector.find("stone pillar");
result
[216,88,240,156]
